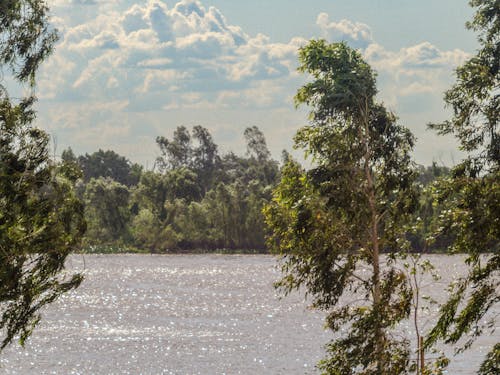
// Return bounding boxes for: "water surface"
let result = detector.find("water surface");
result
[1,254,497,374]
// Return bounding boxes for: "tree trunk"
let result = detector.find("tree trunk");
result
[362,102,384,372]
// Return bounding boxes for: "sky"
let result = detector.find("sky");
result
[31,0,478,167]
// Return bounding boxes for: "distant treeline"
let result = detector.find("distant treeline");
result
[62,125,451,253]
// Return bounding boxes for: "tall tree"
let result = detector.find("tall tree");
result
[192,125,220,193]
[265,40,422,374]
[426,1,499,372]
[83,177,130,244]
[132,171,169,221]
[244,126,271,162]
[0,0,84,350]
[156,126,192,171]
[77,149,141,187]
[164,167,201,203]
[243,126,279,186]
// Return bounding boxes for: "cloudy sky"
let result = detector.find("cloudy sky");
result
[33,0,477,166]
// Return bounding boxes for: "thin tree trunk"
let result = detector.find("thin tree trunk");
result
[420,336,425,375]
[362,100,384,372]
[414,262,421,374]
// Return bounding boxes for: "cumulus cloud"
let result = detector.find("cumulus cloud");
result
[316,12,373,49]
[363,42,469,108]
[43,0,303,111]
[36,1,469,166]
[44,0,467,114]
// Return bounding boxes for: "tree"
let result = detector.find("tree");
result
[164,167,201,202]
[407,164,453,253]
[244,126,271,162]
[61,147,77,164]
[156,125,220,193]
[191,125,220,193]
[264,40,425,374]
[130,209,179,252]
[132,171,170,221]
[0,0,84,350]
[156,126,192,171]
[77,149,141,187]
[83,177,130,244]
[426,1,499,372]
[0,0,57,87]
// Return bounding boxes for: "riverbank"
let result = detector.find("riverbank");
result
[78,245,269,254]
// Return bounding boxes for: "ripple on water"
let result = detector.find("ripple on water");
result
[0,254,497,374]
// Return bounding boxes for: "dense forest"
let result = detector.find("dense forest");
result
[61,125,451,253]
[64,125,279,252]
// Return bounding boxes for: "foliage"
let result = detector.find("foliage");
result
[0,0,85,350]
[0,103,85,348]
[264,40,426,374]
[0,0,57,86]
[426,1,499,371]
[478,343,499,375]
[156,125,193,171]
[130,209,179,252]
[244,125,272,161]
[429,0,498,169]
[407,164,453,253]
[83,177,130,244]
[76,149,142,187]
[77,126,277,252]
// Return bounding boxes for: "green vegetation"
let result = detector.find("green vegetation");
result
[0,0,84,350]
[425,0,499,373]
[72,127,451,255]
[264,40,441,374]
[262,1,498,373]
[73,125,279,252]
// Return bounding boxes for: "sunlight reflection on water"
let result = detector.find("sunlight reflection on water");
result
[1,254,497,374]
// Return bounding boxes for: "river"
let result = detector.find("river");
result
[1,254,497,374]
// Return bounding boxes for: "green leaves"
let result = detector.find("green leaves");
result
[0,97,85,350]
[295,40,377,123]
[0,0,57,86]
[429,0,499,172]
[265,40,422,374]
[478,343,500,375]
[427,1,499,372]
[0,1,84,350]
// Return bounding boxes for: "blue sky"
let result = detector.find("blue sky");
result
[35,0,478,167]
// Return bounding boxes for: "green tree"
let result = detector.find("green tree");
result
[164,167,201,202]
[426,1,499,372]
[78,149,142,187]
[83,177,130,244]
[156,125,220,193]
[0,0,84,350]
[264,41,424,374]
[244,125,271,162]
[156,126,192,171]
[130,209,178,252]
[243,126,279,186]
[61,147,77,164]
[132,171,169,220]
[192,125,220,194]
[0,0,57,87]
[407,164,453,253]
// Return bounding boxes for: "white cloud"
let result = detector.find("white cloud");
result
[363,42,469,108]
[42,0,301,111]
[316,12,373,49]
[36,2,469,166]
[137,57,172,68]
